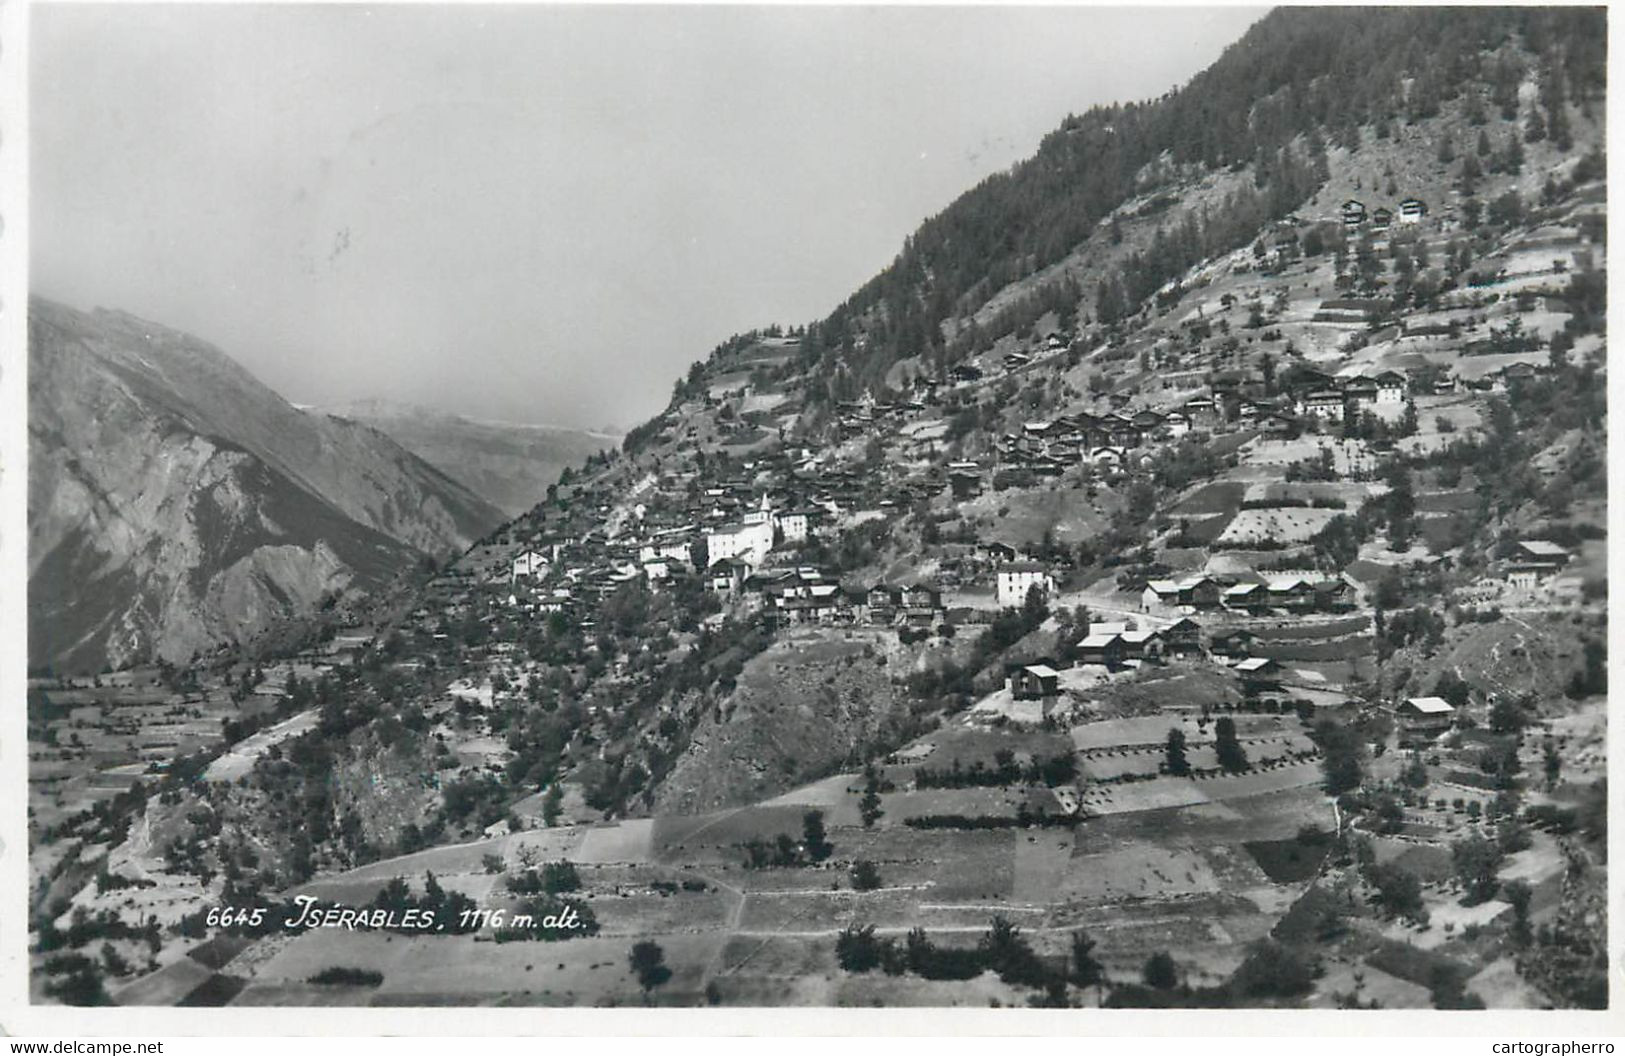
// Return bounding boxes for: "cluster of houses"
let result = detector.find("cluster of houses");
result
[1140,571,1355,615]
[708,566,947,629]
[1076,617,1205,669]
[497,443,971,630]
[500,442,920,613]
[1342,197,1429,230]
[1292,370,1410,423]
[834,394,933,438]
[983,363,1420,481]
[992,404,1211,476]
[1002,615,1266,703]
[831,336,1081,441]
[944,332,1074,388]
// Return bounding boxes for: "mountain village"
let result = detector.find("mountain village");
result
[26,8,1608,1013]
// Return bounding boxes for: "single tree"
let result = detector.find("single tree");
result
[1502,879,1533,946]
[1314,718,1364,795]
[835,923,887,973]
[629,940,672,991]
[1142,951,1179,990]
[1164,728,1191,777]
[1214,717,1249,773]
[802,810,833,862]
[859,764,884,829]
[1488,697,1526,734]
[850,860,882,891]
[1029,975,1072,1009]
[1070,930,1105,989]
[1369,862,1427,923]
[1452,834,1504,904]
[541,783,563,827]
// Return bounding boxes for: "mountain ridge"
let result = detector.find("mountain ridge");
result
[318,397,621,517]
[27,297,507,673]
[320,397,625,441]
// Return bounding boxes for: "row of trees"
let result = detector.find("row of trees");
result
[1163,719,1250,776]
[739,811,833,869]
[835,917,1318,1009]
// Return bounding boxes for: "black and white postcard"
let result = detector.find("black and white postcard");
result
[4,1,1617,1037]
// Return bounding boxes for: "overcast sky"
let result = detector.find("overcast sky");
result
[32,3,1266,431]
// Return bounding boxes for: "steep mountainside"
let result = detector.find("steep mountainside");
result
[28,299,506,672]
[618,7,1604,423]
[522,4,1606,813]
[321,399,619,518]
[652,635,917,814]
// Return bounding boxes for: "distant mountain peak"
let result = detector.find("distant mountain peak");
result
[327,397,622,517]
[320,396,624,439]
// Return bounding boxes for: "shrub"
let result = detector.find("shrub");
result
[308,967,384,987]
[850,860,882,891]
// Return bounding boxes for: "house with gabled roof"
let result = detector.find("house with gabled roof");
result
[512,550,552,582]
[1077,632,1125,669]
[1010,664,1061,701]
[1235,656,1283,697]
[1210,627,1256,660]
[1176,575,1224,610]
[1090,446,1127,472]
[1141,579,1181,612]
[1162,617,1203,658]
[1266,576,1316,611]
[1396,696,1454,740]
[1506,540,1571,589]
[707,558,750,594]
[1374,370,1408,404]
[1298,390,1346,421]
[1183,396,1219,428]
[897,584,945,627]
[1108,420,1143,448]
[1259,412,1298,439]
[1343,376,1380,411]
[996,562,1054,609]
[1312,577,1355,612]
[1223,581,1267,613]
[1120,628,1163,662]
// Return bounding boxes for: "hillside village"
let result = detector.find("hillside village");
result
[27,7,1608,1012]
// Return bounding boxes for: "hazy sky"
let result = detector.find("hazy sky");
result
[32,3,1266,431]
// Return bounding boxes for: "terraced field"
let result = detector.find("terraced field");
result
[103,699,1343,1008]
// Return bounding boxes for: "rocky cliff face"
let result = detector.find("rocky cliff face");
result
[322,399,619,518]
[28,298,506,672]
